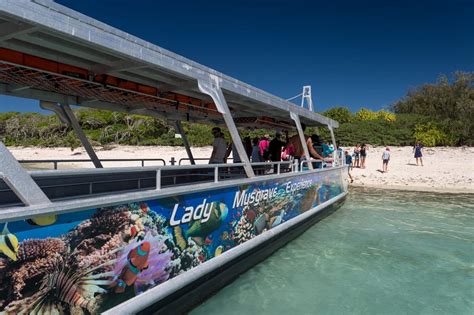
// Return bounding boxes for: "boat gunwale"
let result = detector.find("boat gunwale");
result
[0,165,347,223]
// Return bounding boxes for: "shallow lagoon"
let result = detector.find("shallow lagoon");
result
[192,187,474,315]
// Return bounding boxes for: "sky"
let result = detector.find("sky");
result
[1,0,472,113]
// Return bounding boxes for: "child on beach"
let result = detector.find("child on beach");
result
[345,151,354,183]
[413,142,423,166]
[382,147,390,173]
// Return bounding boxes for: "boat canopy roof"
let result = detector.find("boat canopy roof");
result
[0,0,338,129]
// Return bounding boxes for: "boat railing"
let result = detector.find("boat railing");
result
[300,154,346,170]
[18,158,167,169]
[1,156,347,208]
[179,157,233,165]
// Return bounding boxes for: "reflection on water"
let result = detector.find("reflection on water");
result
[191,187,474,315]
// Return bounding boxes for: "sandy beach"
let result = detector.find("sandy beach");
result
[7,145,474,193]
[348,146,474,193]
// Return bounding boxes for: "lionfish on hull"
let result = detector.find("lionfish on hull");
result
[1,255,116,315]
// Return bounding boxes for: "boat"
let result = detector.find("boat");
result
[0,1,348,314]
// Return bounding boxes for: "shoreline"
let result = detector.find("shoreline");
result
[350,183,474,194]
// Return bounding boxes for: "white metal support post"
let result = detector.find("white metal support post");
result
[290,112,313,170]
[40,101,103,168]
[328,125,338,165]
[198,76,255,178]
[301,86,314,112]
[175,121,195,165]
[0,142,51,206]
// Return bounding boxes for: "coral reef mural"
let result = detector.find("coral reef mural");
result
[0,170,344,314]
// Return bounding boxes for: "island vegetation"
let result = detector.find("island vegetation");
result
[1,72,472,148]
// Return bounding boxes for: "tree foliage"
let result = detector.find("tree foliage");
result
[1,72,471,148]
[392,71,474,145]
[322,107,353,123]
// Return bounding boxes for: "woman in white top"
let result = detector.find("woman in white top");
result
[209,127,227,164]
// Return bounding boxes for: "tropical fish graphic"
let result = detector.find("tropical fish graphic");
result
[214,245,224,257]
[26,214,58,226]
[0,223,19,261]
[220,231,229,241]
[254,213,267,235]
[271,210,286,228]
[139,203,150,214]
[112,241,151,293]
[173,226,188,251]
[186,201,228,240]
[245,209,256,223]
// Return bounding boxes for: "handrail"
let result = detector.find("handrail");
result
[21,160,296,189]
[19,158,166,169]
[179,157,233,165]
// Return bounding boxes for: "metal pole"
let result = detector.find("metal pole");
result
[198,77,255,178]
[59,104,103,168]
[290,112,313,170]
[156,169,161,190]
[328,125,338,166]
[41,101,103,169]
[175,121,195,165]
[0,143,52,206]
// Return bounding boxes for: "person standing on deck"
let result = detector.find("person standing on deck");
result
[251,137,263,174]
[209,127,227,164]
[243,136,252,159]
[413,142,424,166]
[259,134,270,161]
[225,142,242,163]
[251,137,262,163]
[268,132,286,172]
[288,123,323,164]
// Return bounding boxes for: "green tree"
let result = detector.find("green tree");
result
[322,107,353,123]
[392,71,474,145]
[355,108,378,121]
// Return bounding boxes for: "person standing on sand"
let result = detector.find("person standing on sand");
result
[382,147,390,173]
[345,150,354,183]
[360,144,368,168]
[414,142,424,166]
[353,144,361,168]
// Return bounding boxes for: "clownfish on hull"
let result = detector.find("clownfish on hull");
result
[112,241,151,293]
[0,223,19,261]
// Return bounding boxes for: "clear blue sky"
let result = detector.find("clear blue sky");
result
[1,0,472,113]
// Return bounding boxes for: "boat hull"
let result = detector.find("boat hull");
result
[140,195,346,315]
[0,167,347,314]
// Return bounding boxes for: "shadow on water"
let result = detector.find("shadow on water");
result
[191,187,474,315]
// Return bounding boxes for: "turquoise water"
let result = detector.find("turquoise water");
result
[191,188,474,315]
